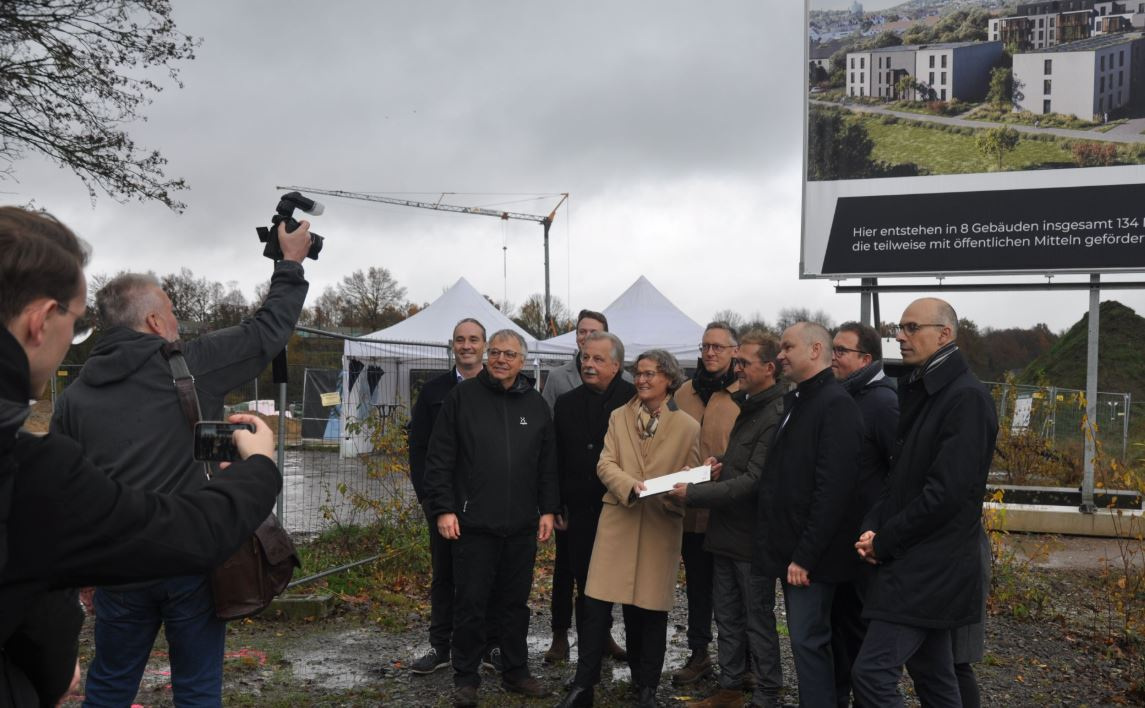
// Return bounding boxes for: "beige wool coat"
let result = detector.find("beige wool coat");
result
[584,397,702,612]
[673,378,740,533]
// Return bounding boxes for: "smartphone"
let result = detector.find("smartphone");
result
[193,421,255,462]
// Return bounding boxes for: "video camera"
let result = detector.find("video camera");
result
[256,191,325,261]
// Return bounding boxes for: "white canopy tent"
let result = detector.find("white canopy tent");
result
[541,275,704,363]
[339,277,551,456]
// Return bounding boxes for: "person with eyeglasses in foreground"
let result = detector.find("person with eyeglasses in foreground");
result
[670,322,741,687]
[851,299,998,708]
[423,329,559,707]
[667,330,788,708]
[0,207,282,707]
[556,349,700,708]
[828,322,899,707]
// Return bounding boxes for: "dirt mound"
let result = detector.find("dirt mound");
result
[24,399,53,433]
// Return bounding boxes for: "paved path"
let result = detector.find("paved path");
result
[812,99,1145,143]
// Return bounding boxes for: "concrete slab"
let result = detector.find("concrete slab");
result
[985,502,1143,539]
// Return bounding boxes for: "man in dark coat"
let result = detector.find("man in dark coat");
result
[50,218,310,706]
[852,298,998,708]
[0,207,282,707]
[424,329,559,707]
[829,321,899,705]
[755,322,864,707]
[669,330,786,708]
[551,331,635,676]
[406,317,499,676]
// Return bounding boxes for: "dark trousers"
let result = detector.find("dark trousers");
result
[551,527,574,632]
[681,531,714,650]
[450,529,535,688]
[424,511,498,654]
[852,620,960,708]
[830,572,871,707]
[782,580,838,708]
[573,596,668,690]
[566,504,614,641]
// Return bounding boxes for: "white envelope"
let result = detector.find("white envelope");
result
[637,465,712,498]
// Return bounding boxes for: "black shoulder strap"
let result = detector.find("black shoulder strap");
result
[160,341,209,479]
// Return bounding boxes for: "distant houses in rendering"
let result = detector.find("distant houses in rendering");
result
[1012,32,1145,115]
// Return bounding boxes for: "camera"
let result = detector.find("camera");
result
[256,191,325,261]
[193,421,255,462]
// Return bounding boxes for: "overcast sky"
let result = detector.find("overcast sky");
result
[7,0,1144,336]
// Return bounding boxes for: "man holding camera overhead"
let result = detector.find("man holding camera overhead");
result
[51,220,312,707]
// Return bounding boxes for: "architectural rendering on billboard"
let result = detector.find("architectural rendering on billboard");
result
[803,0,1145,278]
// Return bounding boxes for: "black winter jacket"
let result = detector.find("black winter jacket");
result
[552,374,636,510]
[407,368,460,502]
[0,327,281,707]
[687,383,786,563]
[423,368,559,535]
[754,368,864,582]
[862,349,998,629]
[842,364,899,522]
[51,260,307,495]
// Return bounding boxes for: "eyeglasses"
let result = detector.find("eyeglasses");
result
[831,345,867,358]
[732,357,754,368]
[699,343,733,353]
[634,370,662,381]
[56,302,94,345]
[487,349,520,361]
[887,322,946,337]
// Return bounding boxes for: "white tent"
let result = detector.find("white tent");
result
[542,276,704,362]
[338,277,551,456]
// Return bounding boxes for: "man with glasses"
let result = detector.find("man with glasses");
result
[668,330,786,707]
[408,318,502,676]
[852,299,998,708]
[424,329,559,707]
[756,321,864,707]
[51,221,311,707]
[540,310,628,664]
[671,321,740,686]
[829,322,899,706]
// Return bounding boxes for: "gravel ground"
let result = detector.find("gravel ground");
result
[59,534,1144,707]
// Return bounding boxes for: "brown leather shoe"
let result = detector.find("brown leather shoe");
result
[502,673,551,698]
[671,649,713,686]
[606,634,628,661]
[453,684,478,707]
[544,631,570,663]
[686,688,747,708]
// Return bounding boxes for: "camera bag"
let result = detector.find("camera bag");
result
[162,342,300,620]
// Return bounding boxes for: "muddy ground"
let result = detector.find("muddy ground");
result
[59,534,1143,707]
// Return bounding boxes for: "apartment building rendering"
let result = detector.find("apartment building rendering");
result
[989,1,1145,51]
[846,41,1003,100]
[1012,32,1145,116]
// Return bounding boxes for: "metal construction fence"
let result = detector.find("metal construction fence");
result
[44,334,1132,540]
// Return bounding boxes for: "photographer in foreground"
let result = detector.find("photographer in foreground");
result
[0,206,283,706]
[51,209,312,706]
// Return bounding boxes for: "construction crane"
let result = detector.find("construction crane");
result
[278,185,569,333]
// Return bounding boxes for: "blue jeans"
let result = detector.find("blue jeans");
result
[84,575,225,708]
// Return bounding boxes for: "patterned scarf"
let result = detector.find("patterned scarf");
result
[635,399,665,439]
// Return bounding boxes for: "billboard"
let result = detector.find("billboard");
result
[802,0,1145,279]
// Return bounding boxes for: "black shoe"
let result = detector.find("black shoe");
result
[410,646,449,675]
[502,673,551,697]
[453,684,478,707]
[637,685,657,707]
[555,684,594,707]
[481,646,504,672]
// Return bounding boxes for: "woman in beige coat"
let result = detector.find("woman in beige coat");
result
[557,350,701,708]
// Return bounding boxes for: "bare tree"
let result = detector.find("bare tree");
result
[336,267,408,330]
[512,294,573,339]
[0,1,199,210]
[776,307,836,332]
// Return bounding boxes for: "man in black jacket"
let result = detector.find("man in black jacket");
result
[406,317,497,676]
[51,218,310,706]
[755,322,864,707]
[852,299,998,708]
[670,330,786,708]
[551,331,634,682]
[829,322,899,705]
[0,207,282,707]
[424,329,559,707]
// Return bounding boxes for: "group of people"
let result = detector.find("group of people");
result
[409,303,998,708]
[0,205,314,706]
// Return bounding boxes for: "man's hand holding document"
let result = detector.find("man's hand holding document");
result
[638,465,712,498]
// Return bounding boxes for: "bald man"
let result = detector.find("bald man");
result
[754,322,864,707]
[852,299,998,708]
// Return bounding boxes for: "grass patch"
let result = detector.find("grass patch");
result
[966,105,1100,130]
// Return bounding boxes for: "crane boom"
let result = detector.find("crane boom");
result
[277,186,570,335]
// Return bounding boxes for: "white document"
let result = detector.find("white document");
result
[638,465,711,498]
